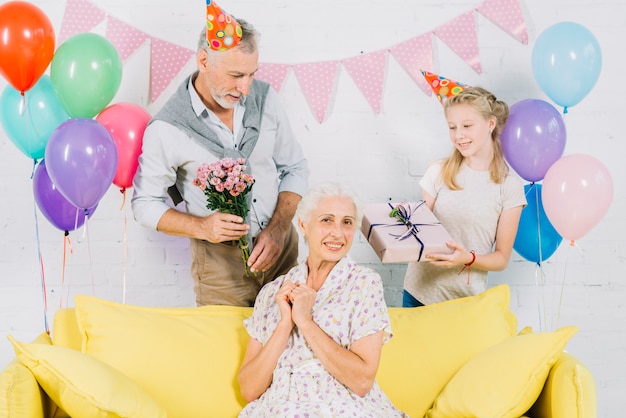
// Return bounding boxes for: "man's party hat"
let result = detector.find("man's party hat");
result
[206,0,242,51]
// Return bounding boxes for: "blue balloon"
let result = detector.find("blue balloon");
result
[0,75,70,160]
[513,184,563,264]
[531,22,602,112]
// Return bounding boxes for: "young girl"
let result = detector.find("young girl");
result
[403,86,527,307]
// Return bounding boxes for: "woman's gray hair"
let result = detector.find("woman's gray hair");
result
[296,183,364,229]
[197,17,259,57]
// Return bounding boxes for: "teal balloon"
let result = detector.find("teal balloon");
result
[531,22,602,112]
[50,33,122,118]
[0,75,70,160]
[514,184,563,264]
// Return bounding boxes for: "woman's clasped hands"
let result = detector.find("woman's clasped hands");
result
[276,280,316,327]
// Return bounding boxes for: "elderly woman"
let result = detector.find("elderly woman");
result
[238,183,406,417]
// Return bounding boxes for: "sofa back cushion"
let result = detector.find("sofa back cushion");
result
[52,308,82,351]
[74,295,253,418]
[379,284,517,418]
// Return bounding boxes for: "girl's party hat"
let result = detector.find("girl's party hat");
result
[206,0,242,51]
[422,70,467,103]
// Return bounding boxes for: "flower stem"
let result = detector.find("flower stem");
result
[239,236,252,278]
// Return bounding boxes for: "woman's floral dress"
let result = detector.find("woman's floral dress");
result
[239,256,408,417]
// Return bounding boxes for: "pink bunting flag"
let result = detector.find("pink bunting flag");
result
[476,0,528,44]
[255,63,291,93]
[149,38,194,103]
[389,34,434,96]
[434,11,483,74]
[57,0,107,44]
[342,50,388,115]
[105,17,150,61]
[292,61,340,123]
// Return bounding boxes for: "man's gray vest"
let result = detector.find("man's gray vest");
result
[150,73,270,204]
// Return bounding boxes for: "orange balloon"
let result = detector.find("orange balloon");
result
[0,1,55,93]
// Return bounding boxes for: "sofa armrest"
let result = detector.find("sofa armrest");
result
[530,352,597,418]
[0,357,46,418]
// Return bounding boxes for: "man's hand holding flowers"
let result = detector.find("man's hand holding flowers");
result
[194,157,255,276]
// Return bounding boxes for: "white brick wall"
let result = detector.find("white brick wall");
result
[0,0,624,415]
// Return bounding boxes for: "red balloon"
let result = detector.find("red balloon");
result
[0,1,55,93]
[96,103,151,191]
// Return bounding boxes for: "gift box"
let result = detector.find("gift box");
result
[361,201,453,263]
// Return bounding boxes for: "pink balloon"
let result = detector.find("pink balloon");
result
[542,154,613,243]
[96,103,151,191]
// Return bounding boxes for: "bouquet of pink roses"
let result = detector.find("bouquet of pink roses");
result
[194,157,255,276]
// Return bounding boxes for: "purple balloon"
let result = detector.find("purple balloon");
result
[33,160,97,232]
[501,99,567,182]
[44,118,118,209]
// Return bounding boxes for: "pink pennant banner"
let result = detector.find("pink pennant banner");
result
[57,0,107,44]
[56,0,527,114]
[255,63,291,93]
[106,17,150,61]
[389,33,434,96]
[342,50,388,115]
[292,61,340,123]
[476,0,529,44]
[149,39,194,103]
[434,11,483,74]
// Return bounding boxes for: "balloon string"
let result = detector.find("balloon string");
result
[554,242,574,330]
[74,208,81,241]
[32,191,49,334]
[21,92,39,158]
[123,208,128,304]
[60,232,74,309]
[533,185,545,265]
[534,262,547,332]
[84,213,96,295]
[119,188,127,211]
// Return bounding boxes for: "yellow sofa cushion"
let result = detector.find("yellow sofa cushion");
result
[7,335,166,418]
[74,295,253,418]
[0,333,50,418]
[426,325,579,418]
[378,285,517,418]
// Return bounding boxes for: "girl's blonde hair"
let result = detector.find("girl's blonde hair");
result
[440,86,510,190]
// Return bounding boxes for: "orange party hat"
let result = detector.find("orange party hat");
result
[206,0,242,51]
[422,70,467,103]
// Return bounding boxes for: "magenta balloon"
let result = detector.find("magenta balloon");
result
[542,154,613,242]
[501,99,567,182]
[33,160,97,232]
[44,118,118,209]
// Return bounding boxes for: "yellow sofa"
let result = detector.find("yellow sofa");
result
[0,285,596,418]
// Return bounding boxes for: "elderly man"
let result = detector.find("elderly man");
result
[132,1,309,307]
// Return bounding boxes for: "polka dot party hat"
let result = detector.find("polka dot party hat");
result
[421,70,468,103]
[206,0,242,51]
